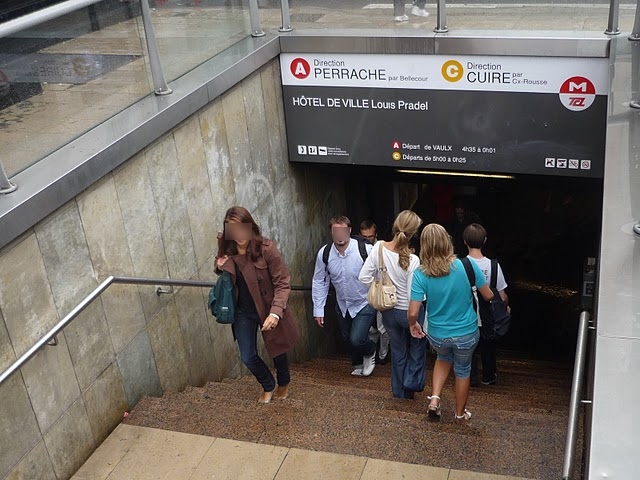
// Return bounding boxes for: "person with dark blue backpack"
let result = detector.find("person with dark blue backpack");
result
[461,223,511,387]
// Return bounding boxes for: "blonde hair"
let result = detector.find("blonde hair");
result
[419,224,456,277]
[392,210,422,270]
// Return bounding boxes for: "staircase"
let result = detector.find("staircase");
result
[125,354,574,479]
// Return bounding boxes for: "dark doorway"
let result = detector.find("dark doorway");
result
[335,165,603,362]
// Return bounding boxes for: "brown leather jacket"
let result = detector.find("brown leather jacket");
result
[218,239,300,358]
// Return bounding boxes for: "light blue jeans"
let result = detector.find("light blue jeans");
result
[427,330,480,378]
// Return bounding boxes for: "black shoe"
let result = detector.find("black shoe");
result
[481,373,497,385]
[378,354,389,365]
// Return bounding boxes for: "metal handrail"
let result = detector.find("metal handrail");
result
[562,310,591,480]
[0,0,103,38]
[0,275,311,389]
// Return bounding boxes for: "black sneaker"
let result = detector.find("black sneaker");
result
[481,374,497,386]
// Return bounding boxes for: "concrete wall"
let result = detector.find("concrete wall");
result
[0,59,346,480]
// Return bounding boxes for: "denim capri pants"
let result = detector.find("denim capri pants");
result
[427,330,480,378]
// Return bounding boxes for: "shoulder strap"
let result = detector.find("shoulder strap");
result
[377,241,385,270]
[357,238,368,263]
[460,257,475,288]
[322,244,330,266]
[490,258,498,289]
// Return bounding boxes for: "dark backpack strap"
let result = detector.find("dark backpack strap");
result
[321,244,330,283]
[460,257,477,313]
[490,258,498,289]
[460,257,476,287]
[357,239,368,263]
[322,244,330,266]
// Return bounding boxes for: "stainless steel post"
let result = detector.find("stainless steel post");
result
[630,0,640,41]
[0,161,17,194]
[434,0,449,34]
[249,0,266,37]
[605,0,621,35]
[631,40,640,108]
[139,0,172,95]
[279,0,292,33]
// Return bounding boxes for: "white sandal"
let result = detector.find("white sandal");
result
[455,409,472,420]
[427,395,441,419]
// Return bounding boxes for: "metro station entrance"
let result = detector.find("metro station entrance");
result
[337,166,603,362]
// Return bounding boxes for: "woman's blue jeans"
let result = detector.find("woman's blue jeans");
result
[234,312,289,391]
[381,307,427,399]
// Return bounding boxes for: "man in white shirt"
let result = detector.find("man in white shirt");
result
[463,223,509,386]
[313,215,377,376]
[360,220,391,365]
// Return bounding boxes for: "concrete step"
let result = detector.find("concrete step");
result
[126,353,574,479]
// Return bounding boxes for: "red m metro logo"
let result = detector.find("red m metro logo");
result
[559,76,596,111]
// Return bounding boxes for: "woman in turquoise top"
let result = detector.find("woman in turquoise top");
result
[408,224,493,421]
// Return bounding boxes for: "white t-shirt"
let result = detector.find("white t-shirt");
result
[467,256,507,291]
[358,241,420,310]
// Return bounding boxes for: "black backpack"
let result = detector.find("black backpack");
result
[322,235,370,281]
[460,257,511,341]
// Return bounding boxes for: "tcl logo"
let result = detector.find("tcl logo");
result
[559,76,596,111]
[290,58,310,80]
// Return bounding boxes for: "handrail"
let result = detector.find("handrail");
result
[562,310,591,480]
[0,0,103,38]
[0,275,312,389]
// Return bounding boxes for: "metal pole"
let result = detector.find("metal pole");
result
[630,0,640,41]
[248,0,265,37]
[631,40,640,108]
[279,0,292,33]
[561,310,590,480]
[605,0,620,35]
[139,0,172,95]
[0,161,17,194]
[434,0,449,34]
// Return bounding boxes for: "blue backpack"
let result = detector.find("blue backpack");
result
[208,271,236,324]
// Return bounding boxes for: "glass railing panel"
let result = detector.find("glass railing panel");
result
[259,0,636,32]
[144,0,251,83]
[0,1,152,177]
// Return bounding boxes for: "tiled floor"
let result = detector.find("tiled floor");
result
[1,2,632,176]
[72,423,531,480]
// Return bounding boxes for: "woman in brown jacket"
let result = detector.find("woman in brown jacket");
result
[216,206,300,404]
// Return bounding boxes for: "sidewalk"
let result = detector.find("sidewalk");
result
[72,424,531,480]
